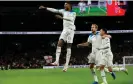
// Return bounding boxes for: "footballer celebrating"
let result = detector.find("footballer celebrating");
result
[98,28,114,84]
[77,24,114,84]
[98,28,128,84]
[39,2,76,72]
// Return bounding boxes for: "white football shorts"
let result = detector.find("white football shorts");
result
[59,29,75,43]
[88,49,99,64]
[99,51,113,67]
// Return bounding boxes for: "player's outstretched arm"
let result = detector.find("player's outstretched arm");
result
[77,42,90,48]
[39,6,63,14]
[39,6,46,9]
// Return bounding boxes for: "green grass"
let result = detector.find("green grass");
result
[73,6,106,16]
[0,67,132,84]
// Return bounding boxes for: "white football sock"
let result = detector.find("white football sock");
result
[65,48,71,67]
[91,68,98,82]
[112,67,120,71]
[55,46,61,64]
[119,67,125,71]
[104,68,109,72]
[112,67,125,72]
[101,70,108,84]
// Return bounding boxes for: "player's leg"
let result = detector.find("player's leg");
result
[104,67,109,72]
[63,43,72,72]
[51,40,64,66]
[95,50,104,71]
[100,65,108,84]
[88,53,98,84]
[107,66,116,80]
[97,66,116,78]
[106,54,116,80]
[63,30,74,72]
[90,63,99,84]
[112,67,128,75]
[51,31,66,66]
[95,50,102,70]
[99,54,108,84]
[104,67,128,76]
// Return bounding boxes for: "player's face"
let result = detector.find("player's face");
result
[100,29,105,36]
[64,3,71,11]
[91,25,97,33]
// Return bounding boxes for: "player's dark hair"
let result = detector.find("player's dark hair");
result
[101,28,107,34]
[65,1,72,10]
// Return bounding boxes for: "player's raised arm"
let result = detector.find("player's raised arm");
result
[39,6,64,14]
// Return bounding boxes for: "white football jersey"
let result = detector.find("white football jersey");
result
[88,32,102,52]
[101,37,112,53]
[47,8,76,30]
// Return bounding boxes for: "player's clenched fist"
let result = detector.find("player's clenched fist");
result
[39,6,46,9]
[77,44,82,48]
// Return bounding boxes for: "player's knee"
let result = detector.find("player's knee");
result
[108,67,112,72]
[100,65,105,70]
[90,64,94,69]
[57,39,64,47]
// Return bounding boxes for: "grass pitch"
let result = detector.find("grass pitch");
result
[0,67,132,84]
[73,6,106,16]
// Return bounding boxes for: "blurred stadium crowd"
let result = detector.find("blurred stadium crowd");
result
[0,34,133,70]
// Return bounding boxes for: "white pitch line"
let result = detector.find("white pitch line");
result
[88,6,91,14]
[98,6,107,13]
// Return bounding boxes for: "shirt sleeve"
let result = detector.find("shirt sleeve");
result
[46,8,64,14]
[87,35,92,43]
[100,37,110,49]
[97,32,100,35]
[63,12,76,21]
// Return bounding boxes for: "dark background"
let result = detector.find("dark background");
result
[0,1,133,31]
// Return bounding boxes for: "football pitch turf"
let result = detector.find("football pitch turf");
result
[73,6,106,16]
[0,66,132,84]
